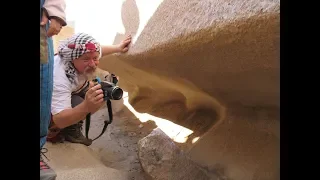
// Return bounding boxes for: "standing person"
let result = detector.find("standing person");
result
[40,0,67,179]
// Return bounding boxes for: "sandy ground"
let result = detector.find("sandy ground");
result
[88,100,155,180]
[45,96,157,180]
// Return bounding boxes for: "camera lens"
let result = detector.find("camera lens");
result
[111,87,123,100]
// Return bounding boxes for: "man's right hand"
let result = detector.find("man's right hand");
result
[84,81,105,113]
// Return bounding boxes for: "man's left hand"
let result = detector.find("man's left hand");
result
[118,35,132,53]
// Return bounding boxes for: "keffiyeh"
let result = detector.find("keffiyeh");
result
[58,33,101,84]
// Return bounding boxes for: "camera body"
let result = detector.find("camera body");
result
[93,74,123,100]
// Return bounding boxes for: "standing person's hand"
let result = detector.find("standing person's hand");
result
[40,11,63,37]
[84,82,105,113]
[118,35,132,53]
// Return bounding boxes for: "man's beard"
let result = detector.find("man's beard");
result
[83,66,97,79]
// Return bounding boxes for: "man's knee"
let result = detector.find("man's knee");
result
[71,95,84,108]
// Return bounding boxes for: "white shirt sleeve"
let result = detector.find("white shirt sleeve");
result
[51,80,72,115]
[51,55,73,115]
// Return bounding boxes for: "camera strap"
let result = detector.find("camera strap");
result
[85,99,113,141]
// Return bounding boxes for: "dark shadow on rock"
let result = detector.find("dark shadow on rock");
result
[128,86,219,139]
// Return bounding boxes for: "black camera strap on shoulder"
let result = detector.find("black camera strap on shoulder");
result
[85,99,113,141]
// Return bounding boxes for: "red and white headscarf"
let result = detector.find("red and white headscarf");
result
[58,33,101,84]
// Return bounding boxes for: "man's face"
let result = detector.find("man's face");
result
[73,51,100,75]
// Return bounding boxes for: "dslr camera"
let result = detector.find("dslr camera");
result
[93,74,123,100]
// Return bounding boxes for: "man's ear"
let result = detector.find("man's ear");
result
[71,58,77,64]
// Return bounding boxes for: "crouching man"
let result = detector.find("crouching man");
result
[47,33,131,146]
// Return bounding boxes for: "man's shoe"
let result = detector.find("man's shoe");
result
[61,121,92,146]
[40,148,57,180]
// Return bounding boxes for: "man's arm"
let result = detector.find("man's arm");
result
[100,35,132,57]
[101,45,122,57]
[51,73,88,128]
[52,81,105,129]
[52,102,89,129]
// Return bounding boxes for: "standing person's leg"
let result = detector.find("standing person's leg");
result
[40,1,56,179]
[40,35,54,149]
[40,37,56,179]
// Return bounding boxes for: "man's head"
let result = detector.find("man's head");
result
[58,33,101,76]
[73,50,100,75]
